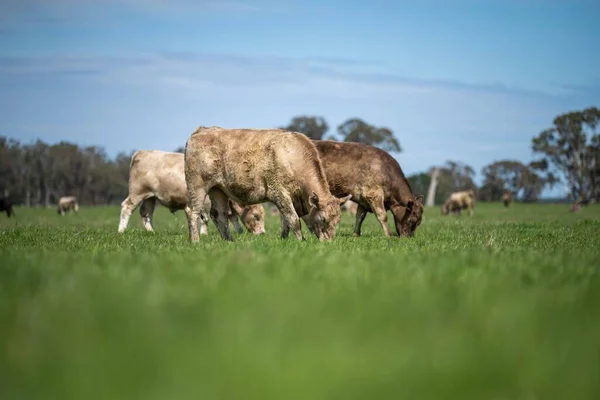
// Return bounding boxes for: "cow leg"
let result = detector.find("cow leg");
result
[139,198,157,232]
[368,197,392,237]
[273,197,303,240]
[391,204,407,236]
[208,188,234,242]
[118,195,145,233]
[352,205,368,237]
[228,213,245,234]
[279,212,290,239]
[184,205,208,239]
[301,215,314,234]
[187,185,210,242]
[280,210,305,239]
[199,218,208,235]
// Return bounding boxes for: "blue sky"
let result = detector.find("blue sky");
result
[1,0,599,196]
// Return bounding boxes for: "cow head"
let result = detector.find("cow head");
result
[306,192,351,241]
[239,204,266,235]
[441,204,449,215]
[399,195,424,237]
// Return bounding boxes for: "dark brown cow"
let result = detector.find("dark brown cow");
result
[309,140,424,237]
[184,127,350,242]
[0,197,15,217]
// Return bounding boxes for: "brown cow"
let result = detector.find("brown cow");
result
[502,191,513,207]
[184,126,350,242]
[307,140,424,237]
[117,150,265,235]
[57,196,79,215]
[441,190,475,216]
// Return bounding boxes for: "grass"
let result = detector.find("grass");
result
[1,202,599,400]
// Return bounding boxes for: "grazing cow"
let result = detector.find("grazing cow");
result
[0,197,15,217]
[502,191,513,207]
[117,150,265,235]
[308,140,424,237]
[569,203,581,213]
[184,126,350,242]
[57,196,79,215]
[441,190,475,216]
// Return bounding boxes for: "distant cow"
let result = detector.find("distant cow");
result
[0,197,15,217]
[569,198,583,213]
[441,190,475,216]
[184,126,350,242]
[117,150,265,235]
[57,196,79,215]
[342,200,358,217]
[308,140,424,237]
[502,191,513,207]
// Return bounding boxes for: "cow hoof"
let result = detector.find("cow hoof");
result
[352,233,360,237]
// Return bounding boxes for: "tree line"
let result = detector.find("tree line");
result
[0,138,133,207]
[1,108,598,207]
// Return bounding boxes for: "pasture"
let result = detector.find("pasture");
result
[1,203,599,399]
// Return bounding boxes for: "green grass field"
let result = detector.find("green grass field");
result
[1,203,599,400]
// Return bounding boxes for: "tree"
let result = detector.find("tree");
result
[425,168,440,207]
[334,118,401,152]
[174,146,185,153]
[479,160,557,202]
[0,136,132,206]
[280,115,329,140]
[406,173,431,199]
[532,106,600,202]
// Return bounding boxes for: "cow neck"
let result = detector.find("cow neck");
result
[396,183,417,208]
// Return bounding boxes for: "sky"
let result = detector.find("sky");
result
[1,0,599,197]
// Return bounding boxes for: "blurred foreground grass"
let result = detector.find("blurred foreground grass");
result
[1,203,599,399]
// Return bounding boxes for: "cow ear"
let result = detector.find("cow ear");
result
[309,192,320,208]
[415,195,424,204]
[338,194,352,205]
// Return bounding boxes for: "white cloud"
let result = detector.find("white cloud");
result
[0,51,595,186]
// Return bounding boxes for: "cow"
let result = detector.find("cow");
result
[0,197,15,218]
[117,150,265,235]
[441,190,475,216]
[502,191,513,207]
[306,140,424,237]
[569,198,584,213]
[184,126,351,242]
[57,196,79,216]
